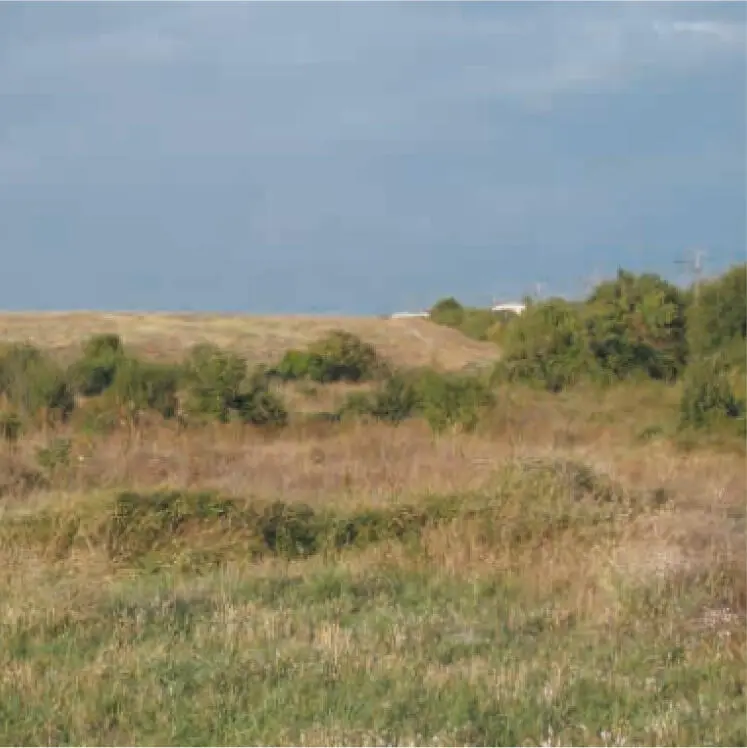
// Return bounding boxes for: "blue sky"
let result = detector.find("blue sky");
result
[1,1,744,314]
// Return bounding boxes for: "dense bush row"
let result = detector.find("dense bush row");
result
[337,369,494,433]
[0,328,497,441]
[430,264,746,431]
[0,334,289,441]
[268,330,381,383]
[0,264,743,442]
[493,270,693,389]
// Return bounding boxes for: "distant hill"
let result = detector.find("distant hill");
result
[0,312,501,371]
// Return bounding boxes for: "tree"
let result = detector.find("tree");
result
[583,270,688,381]
[497,299,595,391]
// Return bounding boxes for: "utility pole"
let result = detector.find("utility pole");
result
[676,248,708,358]
[534,282,546,301]
[676,248,707,303]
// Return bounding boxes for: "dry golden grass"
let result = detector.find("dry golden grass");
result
[0,311,499,370]
[0,321,744,744]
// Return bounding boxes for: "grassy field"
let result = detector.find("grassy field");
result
[0,316,744,746]
[0,312,499,371]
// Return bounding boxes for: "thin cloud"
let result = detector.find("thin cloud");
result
[657,19,746,45]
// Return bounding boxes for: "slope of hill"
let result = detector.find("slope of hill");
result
[0,312,500,370]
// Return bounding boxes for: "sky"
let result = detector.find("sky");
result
[0,1,745,314]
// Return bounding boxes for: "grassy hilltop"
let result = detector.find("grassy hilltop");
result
[0,311,499,371]
[0,265,744,745]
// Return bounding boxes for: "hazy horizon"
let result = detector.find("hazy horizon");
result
[1,1,745,315]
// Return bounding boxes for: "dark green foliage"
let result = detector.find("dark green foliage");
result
[83,333,124,359]
[369,373,422,423]
[416,370,495,433]
[498,271,692,390]
[679,353,745,429]
[339,368,495,432]
[68,358,116,397]
[23,463,647,568]
[68,333,126,396]
[429,297,505,342]
[232,371,288,427]
[271,331,379,383]
[258,501,321,556]
[583,270,688,381]
[690,263,746,363]
[183,344,250,422]
[338,373,422,425]
[272,349,321,382]
[459,309,502,342]
[306,330,379,382]
[183,345,287,426]
[109,358,182,420]
[0,344,75,421]
[100,490,461,565]
[497,299,596,392]
[429,297,465,328]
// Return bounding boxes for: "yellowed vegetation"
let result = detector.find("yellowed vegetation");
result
[0,319,743,745]
[0,312,499,370]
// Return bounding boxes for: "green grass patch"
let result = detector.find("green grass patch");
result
[1,559,743,745]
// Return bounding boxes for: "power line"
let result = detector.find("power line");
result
[675,248,707,303]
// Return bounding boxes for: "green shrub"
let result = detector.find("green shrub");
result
[459,308,501,342]
[484,311,521,346]
[497,299,596,392]
[689,263,746,364]
[68,333,126,396]
[583,270,688,381]
[307,330,379,382]
[272,349,320,382]
[430,297,465,328]
[429,297,505,342]
[232,371,288,427]
[271,331,379,383]
[83,333,124,359]
[679,354,745,429]
[339,368,494,432]
[109,358,182,421]
[416,370,495,433]
[184,345,286,426]
[259,501,320,556]
[370,373,422,423]
[68,358,118,397]
[183,344,248,423]
[338,373,421,424]
[0,344,75,421]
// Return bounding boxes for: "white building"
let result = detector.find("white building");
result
[390,311,431,319]
[491,302,526,315]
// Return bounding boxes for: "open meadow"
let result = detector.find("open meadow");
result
[0,312,499,371]
[0,301,744,746]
